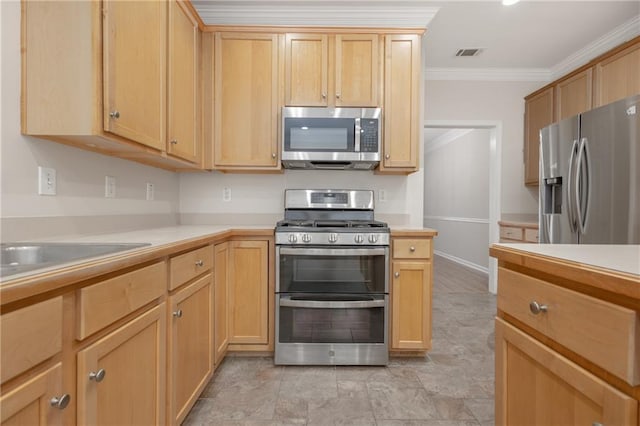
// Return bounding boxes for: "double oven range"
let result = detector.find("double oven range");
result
[275,189,390,365]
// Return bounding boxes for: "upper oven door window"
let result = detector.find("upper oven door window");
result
[277,247,388,294]
[283,117,355,152]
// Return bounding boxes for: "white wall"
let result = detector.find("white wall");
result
[0,1,180,238]
[424,79,542,215]
[423,129,490,271]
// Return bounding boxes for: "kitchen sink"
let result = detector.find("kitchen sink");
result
[0,242,151,278]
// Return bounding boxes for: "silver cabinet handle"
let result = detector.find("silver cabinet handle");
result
[109,111,120,119]
[170,139,178,145]
[195,260,204,267]
[385,154,390,159]
[173,309,183,318]
[89,369,106,382]
[272,153,277,159]
[394,272,400,278]
[529,301,548,315]
[50,394,71,409]
[409,246,416,252]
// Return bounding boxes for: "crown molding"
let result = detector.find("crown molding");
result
[425,67,551,82]
[191,1,439,28]
[550,14,640,80]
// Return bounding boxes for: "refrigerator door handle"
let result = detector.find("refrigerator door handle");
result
[575,137,591,235]
[567,139,579,233]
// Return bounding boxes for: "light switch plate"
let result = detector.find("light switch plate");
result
[146,183,154,201]
[105,176,116,198]
[223,187,231,202]
[38,166,56,195]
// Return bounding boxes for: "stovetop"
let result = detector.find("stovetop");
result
[276,219,388,230]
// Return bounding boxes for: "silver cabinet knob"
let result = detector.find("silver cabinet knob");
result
[50,394,71,409]
[394,272,400,278]
[195,260,204,267]
[89,369,106,382]
[385,154,390,159]
[322,93,327,99]
[409,246,416,252]
[170,139,178,145]
[529,301,548,315]
[109,111,120,119]
[173,309,183,318]
[272,153,277,159]
[336,93,341,99]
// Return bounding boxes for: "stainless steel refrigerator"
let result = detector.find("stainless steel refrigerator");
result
[539,94,640,244]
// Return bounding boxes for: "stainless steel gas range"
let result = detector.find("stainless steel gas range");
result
[274,189,390,365]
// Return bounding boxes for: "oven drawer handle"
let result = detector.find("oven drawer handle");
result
[279,298,385,309]
[278,247,387,256]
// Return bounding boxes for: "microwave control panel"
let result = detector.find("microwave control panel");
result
[360,119,379,152]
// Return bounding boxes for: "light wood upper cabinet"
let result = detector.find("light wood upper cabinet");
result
[77,304,166,426]
[168,274,214,426]
[556,68,593,120]
[167,0,201,164]
[0,364,66,426]
[524,86,554,186]
[214,242,230,366]
[285,34,328,106]
[213,33,280,170]
[496,318,638,426]
[103,0,166,150]
[284,33,380,107]
[390,235,433,351]
[380,34,421,173]
[228,240,270,345]
[594,41,640,107]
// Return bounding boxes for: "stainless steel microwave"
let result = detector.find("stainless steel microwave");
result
[281,107,381,170]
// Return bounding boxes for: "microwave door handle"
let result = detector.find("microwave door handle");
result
[354,118,361,152]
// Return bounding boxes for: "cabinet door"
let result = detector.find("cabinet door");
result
[103,0,166,150]
[77,304,166,426]
[391,260,432,350]
[168,275,214,425]
[335,34,379,107]
[524,86,554,186]
[228,240,269,345]
[284,33,328,106]
[214,242,230,365]
[594,42,640,107]
[214,33,280,169]
[556,68,593,120]
[381,35,420,172]
[495,318,638,426]
[0,364,66,426]
[168,0,200,163]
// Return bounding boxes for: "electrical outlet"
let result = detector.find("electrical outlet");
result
[105,176,116,198]
[379,189,387,202]
[146,183,154,201]
[223,187,231,202]
[38,166,57,195]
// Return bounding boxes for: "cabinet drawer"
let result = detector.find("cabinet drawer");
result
[498,267,640,385]
[499,226,523,241]
[169,245,213,291]
[1,297,63,383]
[77,261,166,340]
[392,239,431,259]
[524,228,539,242]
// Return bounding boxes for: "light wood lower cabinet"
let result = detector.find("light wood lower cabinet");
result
[167,274,214,425]
[0,364,65,426]
[214,242,230,365]
[76,304,167,426]
[228,240,270,346]
[496,318,638,425]
[390,236,433,351]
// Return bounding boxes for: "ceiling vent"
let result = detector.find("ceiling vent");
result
[455,48,483,57]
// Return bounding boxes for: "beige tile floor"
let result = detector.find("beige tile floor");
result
[183,255,496,425]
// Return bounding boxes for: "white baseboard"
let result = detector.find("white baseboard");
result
[434,250,489,275]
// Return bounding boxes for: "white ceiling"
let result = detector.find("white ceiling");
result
[191,0,640,80]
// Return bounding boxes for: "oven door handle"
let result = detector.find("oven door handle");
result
[279,298,385,309]
[278,247,387,256]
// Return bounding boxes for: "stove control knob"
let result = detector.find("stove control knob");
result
[354,234,364,244]
[288,234,297,243]
[302,233,311,243]
[328,233,338,243]
[368,234,378,243]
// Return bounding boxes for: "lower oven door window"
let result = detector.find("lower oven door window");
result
[278,295,386,344]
